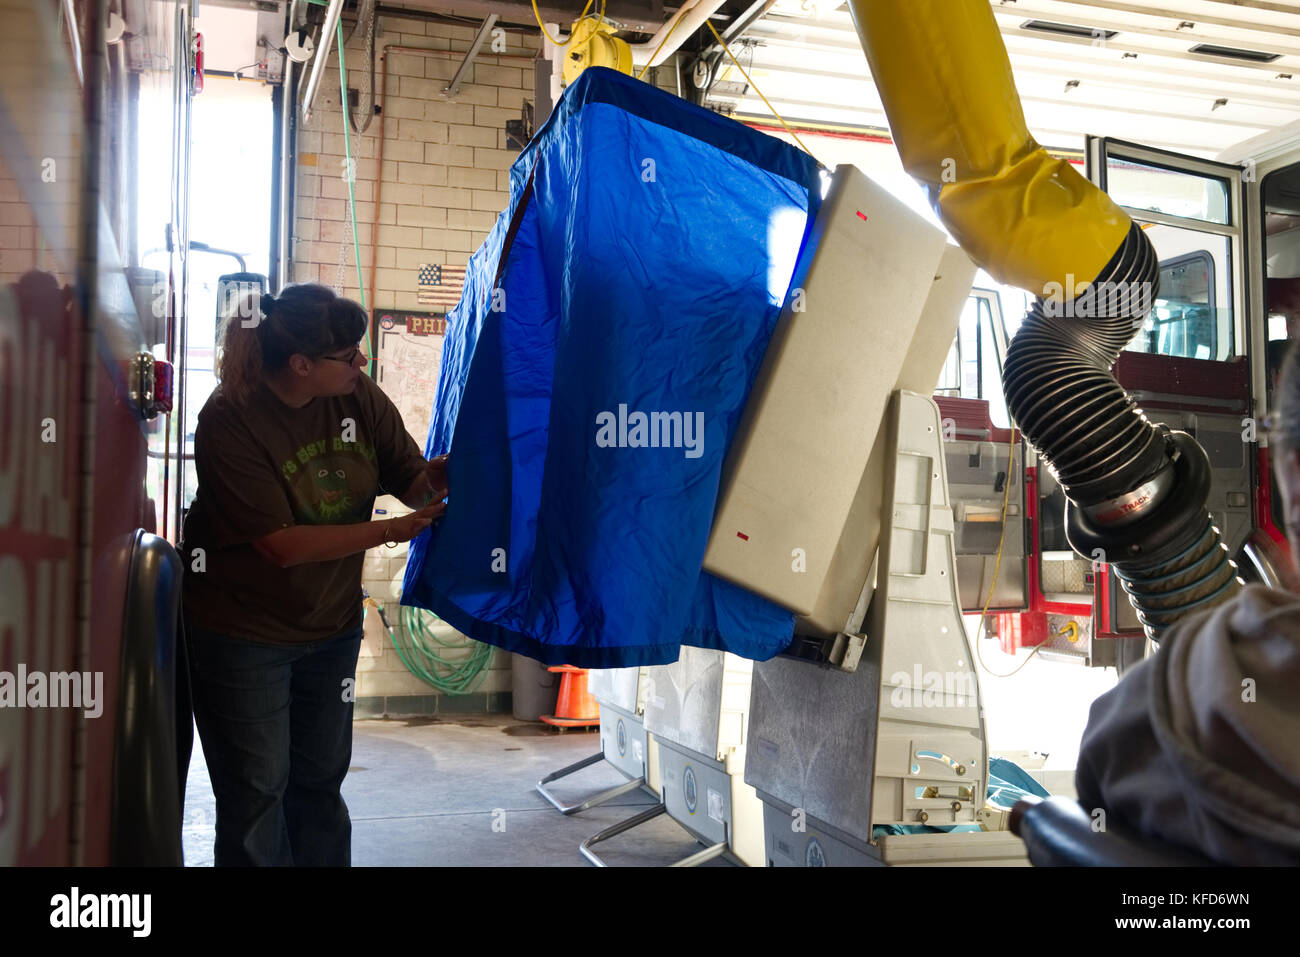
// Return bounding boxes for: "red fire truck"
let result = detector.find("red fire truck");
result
[1,0,195,865]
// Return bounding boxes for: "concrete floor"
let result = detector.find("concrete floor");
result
[182,715,732,867]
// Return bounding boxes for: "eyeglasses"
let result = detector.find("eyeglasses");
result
[319,345,363,366]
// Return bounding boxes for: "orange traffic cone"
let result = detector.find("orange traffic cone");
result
[539,665,600,728]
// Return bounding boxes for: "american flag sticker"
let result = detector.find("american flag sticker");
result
[417,263,468,310]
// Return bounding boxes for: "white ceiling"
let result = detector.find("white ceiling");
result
[710,0,1300,158]
[198,0,1300,158]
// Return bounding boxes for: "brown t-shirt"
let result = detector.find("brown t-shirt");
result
[181,373,427,644]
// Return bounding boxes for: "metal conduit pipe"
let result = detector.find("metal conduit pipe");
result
[300,0,346,123]
[628,0,729,68]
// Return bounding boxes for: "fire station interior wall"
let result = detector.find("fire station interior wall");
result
[295,12,678,710]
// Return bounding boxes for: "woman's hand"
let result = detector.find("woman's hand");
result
[400,454,450,509]
[254,501,447,567]
[425,454,449,499]
[385,501,446,543]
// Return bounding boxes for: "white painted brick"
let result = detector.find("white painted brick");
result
[320,176,375,203]
[441,229,476,252]
[422,185,472,209]
[446,208,497,231]
[396,204,447,229]
[384,183,425,207]
[423,144,475,167]
[443,24,478,43]
[357,631,384,660]
[377,224,424,248]
[473,147,516,171]
[474,104,517,129]
[397,119,449,144]
[381,159,399,181]
[447,166,498,190]
[424,57,459,81]
[393,289,423,310]
[378,15,429,35]
[314,197,346,221]
[449,123,497,148]
[425,100,476,125]
[325,132,377,158]
[375,245,395,269]
[419,233,450,257]
[298,130,323,152]
[474,63,522,88]
[308,241,342,264]
[363,550,387,579]
[385,31,449,51]
[398,75,443,100]
[395,162,442,186]
[497,87,528,111]
[448,83,496,106]
[387,52,428,78]
[382,139,426,164]
[470,189,509,211]
[319,219,347,243]
[378,202,397,225]
[354,157,380,182]
[374,267,406,291]
[384,95,425,120]
[392,246,431,271]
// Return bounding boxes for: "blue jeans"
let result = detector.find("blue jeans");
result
[186,622,363,866]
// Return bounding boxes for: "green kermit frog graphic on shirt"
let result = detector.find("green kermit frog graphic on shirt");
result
[281,439,379,525]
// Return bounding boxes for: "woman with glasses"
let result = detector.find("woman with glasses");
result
[181,282,447,866]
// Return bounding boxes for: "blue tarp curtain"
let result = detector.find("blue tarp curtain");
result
[400,67,825,667]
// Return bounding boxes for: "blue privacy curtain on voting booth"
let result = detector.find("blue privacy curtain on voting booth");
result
[400,67,825,667]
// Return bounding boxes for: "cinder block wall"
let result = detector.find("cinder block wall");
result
[0,168,36,284]
[293,6,678,715]
[293,8,542,714]
[292,9,540,302]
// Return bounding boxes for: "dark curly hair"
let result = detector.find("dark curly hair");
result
[215,283,368,404]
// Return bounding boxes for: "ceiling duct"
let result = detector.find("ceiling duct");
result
[1189,43,1282,64]
[1020,19,1117,42]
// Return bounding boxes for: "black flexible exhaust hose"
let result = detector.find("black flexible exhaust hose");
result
[1002,223,1241,641]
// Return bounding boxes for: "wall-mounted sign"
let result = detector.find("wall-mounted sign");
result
[373,309,447,336]
[370,308,448,445]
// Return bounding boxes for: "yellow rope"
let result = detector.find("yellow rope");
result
[705,20,813,157]
[531,0,595,47]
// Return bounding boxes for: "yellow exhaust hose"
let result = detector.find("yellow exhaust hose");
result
[846,0,1131,297]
